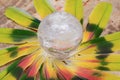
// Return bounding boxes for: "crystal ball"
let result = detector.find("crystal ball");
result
[38,12,83,59]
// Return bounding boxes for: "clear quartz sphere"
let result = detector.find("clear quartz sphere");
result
[38,12,83,59]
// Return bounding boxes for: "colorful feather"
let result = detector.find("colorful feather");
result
[0,28,37,44]
[26,54,44,77]
[0,42,40,66]
[33,0,55,19]
[18,49,41,70]
[54,60,75,80]
[77,32,120,55]
[5,7,40,30]
[82,2,112,42]
[0,60,20,79]
[39,58,58,80]
[70,53,120,71]
[74,67,120,80]
[64,0,83,24]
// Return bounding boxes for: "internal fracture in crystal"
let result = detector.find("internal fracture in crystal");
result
[38,12,83,59]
